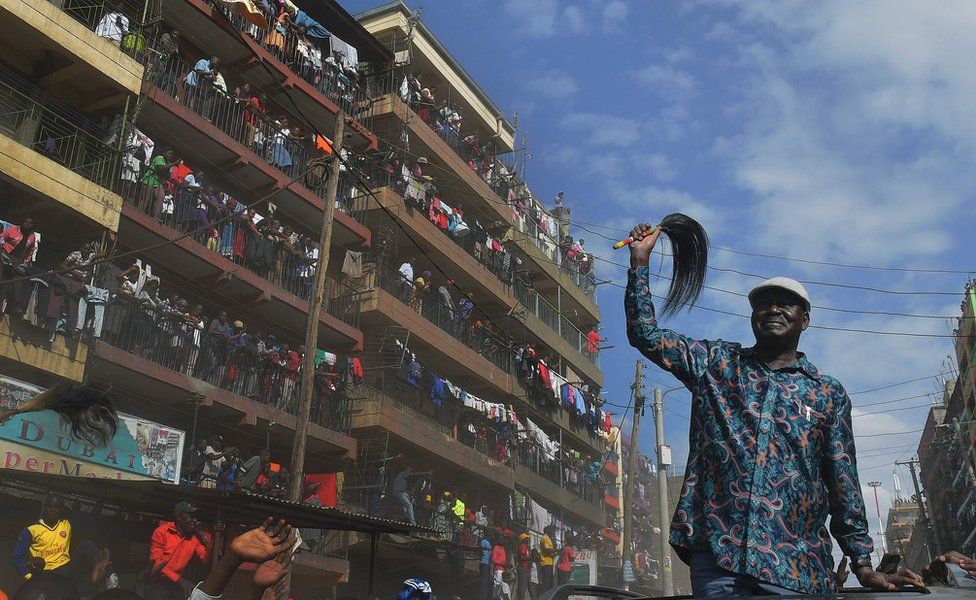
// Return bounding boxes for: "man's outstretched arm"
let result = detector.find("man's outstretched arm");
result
[625,223,709,389]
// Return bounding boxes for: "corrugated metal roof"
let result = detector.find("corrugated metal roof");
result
[0,470,425,534]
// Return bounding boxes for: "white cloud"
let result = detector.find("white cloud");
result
[563,5,587,35]
[561,112,642,147]
[524,71,580,99]
[715,1,976,264]
[602,0,628,33]
[636,65,696,96]
[503,0,558,37]
[641,152,677,182]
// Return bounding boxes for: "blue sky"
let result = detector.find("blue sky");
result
[343,0,976,545]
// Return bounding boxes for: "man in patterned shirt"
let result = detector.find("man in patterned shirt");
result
[624,224,923,596]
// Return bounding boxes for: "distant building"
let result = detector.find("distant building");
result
[884,500,918,557]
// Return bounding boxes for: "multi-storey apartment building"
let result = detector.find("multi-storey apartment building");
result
[0,0,616,596]
[0,0,388,592]
[326,1,615,596]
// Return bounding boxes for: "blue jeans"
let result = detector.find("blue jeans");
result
[690,552,799,597]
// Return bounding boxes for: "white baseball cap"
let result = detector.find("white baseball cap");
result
[748,277,811,312]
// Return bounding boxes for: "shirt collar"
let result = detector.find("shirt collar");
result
[734,345,821,381]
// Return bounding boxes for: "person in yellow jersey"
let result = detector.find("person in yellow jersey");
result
[538,525,556,594]
[12,494,71,580]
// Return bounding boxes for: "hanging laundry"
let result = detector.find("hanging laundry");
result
[341,250,363,277]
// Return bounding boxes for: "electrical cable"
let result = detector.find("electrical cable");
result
[565,217,976,276]
[603,281,971,339]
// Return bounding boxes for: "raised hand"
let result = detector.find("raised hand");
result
[90,548,112,586]
[253,548,294,589]
[229,517,293,563]
[628,223,662,269]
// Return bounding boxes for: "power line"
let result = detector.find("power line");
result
[850,373,949,395]
[566,218,975,276]
[852,402,940,418]
[604,281,970,338]
[855,427,925,439]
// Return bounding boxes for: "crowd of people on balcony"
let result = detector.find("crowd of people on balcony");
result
[209,0,367,114]
[118,140,358,301]
[380,337,612,505]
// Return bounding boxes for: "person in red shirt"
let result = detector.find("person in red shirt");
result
[515,533,531,600]
[585,328,603,359]
[491,536,508,593]
[555,536,576,587]
[279,344,302,409]
[145,501,210,600]
[0,218,36,314]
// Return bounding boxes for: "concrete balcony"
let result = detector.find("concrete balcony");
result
[119,206,363,351]
[0,68,122,230]
[350,186,517,315]
[514,463,605,526]
[0,314,88,383]
[0,0,143,104]
[371,94,514,226]
[160,0,377,151]
[351,383,515,490]
[138,70,370,249]
[359,284,515,397]
[89,299,358,463]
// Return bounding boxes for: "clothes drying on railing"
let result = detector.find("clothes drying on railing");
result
[294,8,331,39]
[521,418,558,459]
[329,35,358,71]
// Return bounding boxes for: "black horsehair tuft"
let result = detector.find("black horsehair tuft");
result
[658,213,709,318]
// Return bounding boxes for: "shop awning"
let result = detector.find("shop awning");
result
[0,469,422,535]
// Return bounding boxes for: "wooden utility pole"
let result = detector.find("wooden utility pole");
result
[897,458,939,558]
[287,112,345,502]
[653,387,673,596]
[622,360,645,590]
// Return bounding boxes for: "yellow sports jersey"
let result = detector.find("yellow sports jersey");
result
[27,520,71,572]
[539,535,555,566]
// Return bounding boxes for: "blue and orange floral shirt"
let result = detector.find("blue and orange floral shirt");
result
[625,266,874,594]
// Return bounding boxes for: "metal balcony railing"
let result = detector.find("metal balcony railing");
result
[120,183,363,329]
[398,97,598,300]
[145,54,369,224]
[515,442,604,507]
[205,0,370,118]
[360,369,513,465]
[0,65,120,191]
[102,293,353,433]
[372,262,517,376]
[51,0,152,63]
[513,278,600,368]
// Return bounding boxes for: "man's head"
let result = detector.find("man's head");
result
[748,278,810,349]
[211,434,223,450]
[195,437,208,450]
[173,501,198,533]
[210,56,220,68]
[163,149,174,161]
[20,218,34,234]
[12,572,79,600]
[259,448,271,464]
[217,311,227,323]
[41,494,65,523]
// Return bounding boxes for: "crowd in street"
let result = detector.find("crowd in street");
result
[7,493,300,600]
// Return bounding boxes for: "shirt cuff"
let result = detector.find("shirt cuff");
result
[189,583,221,600]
